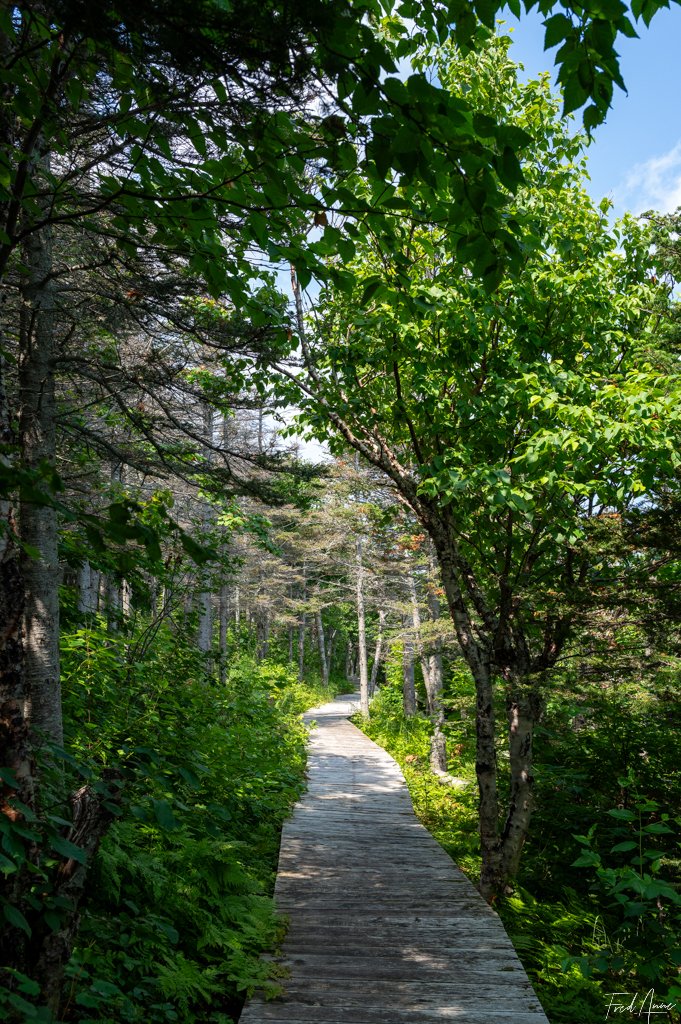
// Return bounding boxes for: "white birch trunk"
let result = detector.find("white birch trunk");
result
[77,562,99,615]
[121,579,132,618]
[18,199,62,743]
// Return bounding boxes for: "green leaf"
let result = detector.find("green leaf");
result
[572,852,601,867]
[544,12,574,49]
[3,902,31,935]
[562,75,591,115]
[50,835,87,865]
[360,277,385,306]
[498,146,524,191]
[153,798,178,831]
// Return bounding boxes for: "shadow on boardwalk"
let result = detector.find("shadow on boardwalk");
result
[239,694,549,1024]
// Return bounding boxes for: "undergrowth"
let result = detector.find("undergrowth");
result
[356,671,681,1024]
[1,620,336,1024]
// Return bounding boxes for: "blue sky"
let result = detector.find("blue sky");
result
[504,4,681,217]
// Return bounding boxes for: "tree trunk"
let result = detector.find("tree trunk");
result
[77,562,99,615]
[18,199,62,746]
[33,774,122,1015]
[105,574,121,632]
[0,356,11,565]
[472,659,503,901]
[77,563,90,614]
[197,591,213,654]
[121,578,131,618]
[256,605,270,661]
[408,572,446,769]
[197,405,214,656]
[297,613,305,681]
[408,572,428,680]
[325,627,336,685]
[402,625,416,718]
[499,682,542,882]
[219,583,229,683]
[430,526,502,900]
[315,608,328,685]
[424,561,447,772]
[369,609,385,697]
[356,539,369,716]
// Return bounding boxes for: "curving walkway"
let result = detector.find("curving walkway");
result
[239,694,549,1024]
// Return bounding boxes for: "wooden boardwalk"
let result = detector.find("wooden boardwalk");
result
[239,694,549,1024]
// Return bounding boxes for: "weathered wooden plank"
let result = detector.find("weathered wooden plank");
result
[240,1011,549,1024]
[238,694,548,1024]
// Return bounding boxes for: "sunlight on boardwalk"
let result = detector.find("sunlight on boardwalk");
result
[239,694,549,1024]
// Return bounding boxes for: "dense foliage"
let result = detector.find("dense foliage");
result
[2,2,681,1021]
[1,610,338,1023]
[359,648,681,1022]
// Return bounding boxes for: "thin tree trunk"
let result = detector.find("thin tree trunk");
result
[105,573,121,632]
[325,627,336,685]
[18,200,62,744]
[408,571,430,694]
[219,583,229,683]
[408,571,446,768]
[297,571,306,680]
[197,591,213,654]
[77,562,98,615]
[499,682,542,881]
[0,534,34,976]
[431,527,501,899]
[369,609,385,697]
[0,357,11,565]
[425,558,447,772]
[256,605,270,661]
[356,538,369,716]
[121,579,131,618]
[197,405,214,656]
[315,608,328,684]
[33,774,122,1014]
[297,613,306,681]
[402,625,416,718]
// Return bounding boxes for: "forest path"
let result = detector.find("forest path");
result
[238,694,549,1024]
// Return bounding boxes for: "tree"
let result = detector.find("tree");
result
[1,0,679,1008]
[267,37,681,898]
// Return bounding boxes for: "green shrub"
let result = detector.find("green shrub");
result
[1,620,333,1024]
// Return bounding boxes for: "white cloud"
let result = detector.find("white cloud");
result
[615,141,681,215]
